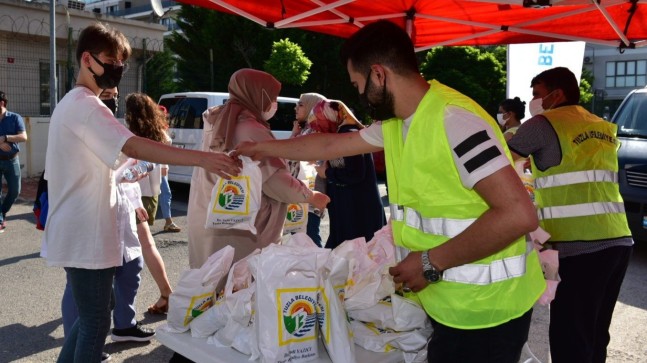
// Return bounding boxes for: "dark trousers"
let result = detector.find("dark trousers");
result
[427,308,532,363]
[549,246,632,363]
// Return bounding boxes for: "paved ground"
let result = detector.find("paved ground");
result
[1,178,646,362]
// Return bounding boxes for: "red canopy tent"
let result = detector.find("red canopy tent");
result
[174,0,647,51]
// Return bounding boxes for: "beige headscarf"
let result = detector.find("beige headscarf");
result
[205,68,281,152]
[298,93,326,122]
[308,99,364,134]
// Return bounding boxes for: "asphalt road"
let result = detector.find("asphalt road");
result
[1,181,646,362]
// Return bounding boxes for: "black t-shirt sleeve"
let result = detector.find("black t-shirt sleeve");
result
[507,115,562,171]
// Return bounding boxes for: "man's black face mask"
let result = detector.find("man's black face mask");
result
[358,69,396,121]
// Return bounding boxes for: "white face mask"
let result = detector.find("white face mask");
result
[262,101,278,121]
[529,90,558,117]
[496,112,508,126]
[528,98,544,117]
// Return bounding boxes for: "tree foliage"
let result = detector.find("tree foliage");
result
[165,6,356,107]
[420,46,506,115]
[264,38,312,86]
[166,6,276,92]
[144,46,178,102]
[579,67,594,107]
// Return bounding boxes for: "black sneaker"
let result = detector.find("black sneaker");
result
[101,352,111,362]
[111,323,155,342]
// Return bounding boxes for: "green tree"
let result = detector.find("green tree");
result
[166,7,276,92]
[579,67,594,108]
[144,47,178,102]
[420,46,506,115]
[264,38,312,86]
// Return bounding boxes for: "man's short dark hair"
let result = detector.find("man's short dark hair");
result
[531,67,580,105]
[340,20,419,76]
[0,91,6,106]
[75,22,132,65]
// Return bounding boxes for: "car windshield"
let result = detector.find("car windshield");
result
[613,91,647,138]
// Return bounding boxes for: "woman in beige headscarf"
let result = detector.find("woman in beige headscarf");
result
[287,92,327,247]
[187,69,330,267]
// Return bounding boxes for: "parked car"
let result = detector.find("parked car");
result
[158,92,298,184]
[611,86,647,242]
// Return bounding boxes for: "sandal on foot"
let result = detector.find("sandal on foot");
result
[164,222,181,232]
[147,295,169,314]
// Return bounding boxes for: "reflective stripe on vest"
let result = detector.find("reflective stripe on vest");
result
[538,201,625,220]
[390,203,529,285]
[535,169,617,189]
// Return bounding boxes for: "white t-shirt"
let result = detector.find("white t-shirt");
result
[359,105,509,189]
[42,87,134,269]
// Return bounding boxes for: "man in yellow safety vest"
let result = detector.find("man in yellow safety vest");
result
[508,66,633,363]
[235,20,546,363]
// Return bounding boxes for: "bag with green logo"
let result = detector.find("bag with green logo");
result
[205,156,262,234]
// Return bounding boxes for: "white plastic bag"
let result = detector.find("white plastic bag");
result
[283,203,309,235]
[164,246,235,333]
[250,243,329,363]
[205,156,262,234]
[347,294,429,332]
[319,250,356,363]
[350,319,432,356]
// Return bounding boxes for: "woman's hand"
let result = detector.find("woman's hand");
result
[315,161,327,178]
[135,207,149,223]
[308,191,330,211]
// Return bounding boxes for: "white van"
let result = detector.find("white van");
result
[158,92,298,184]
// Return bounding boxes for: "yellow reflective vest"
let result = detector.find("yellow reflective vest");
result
[383,80,545,329]
[532,105,631,241]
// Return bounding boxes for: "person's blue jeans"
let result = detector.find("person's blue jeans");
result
[306,213,322,247]
[0,156,21,224]
[62,257,143,336]
[58,267,115,363]
[159,175,172,219]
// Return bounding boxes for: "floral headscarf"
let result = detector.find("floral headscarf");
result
[308,99,364,133]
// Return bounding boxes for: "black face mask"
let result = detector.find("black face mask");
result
[89,54,125,90]
[358,69,396,121]
[102,97,118,115]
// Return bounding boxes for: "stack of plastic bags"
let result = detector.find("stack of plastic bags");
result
[163,227,431,363]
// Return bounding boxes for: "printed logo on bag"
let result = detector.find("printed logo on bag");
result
[213,177,250,215]
[285,204,305,224]
[316,289,330,342]
[278,289,318,345]
[184,293,214,326]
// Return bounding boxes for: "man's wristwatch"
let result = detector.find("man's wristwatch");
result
[421,251,442,283]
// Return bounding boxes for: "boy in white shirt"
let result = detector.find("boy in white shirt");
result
[43,22,240,362]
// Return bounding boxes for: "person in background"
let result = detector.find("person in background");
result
[235,20,545,363]
[288,92,327,246]
[157,105,181,233]
[0,91,27,233]
[186,68,330,268]
[42,22,240,363]
[497,97,526,141]
[309,99,385,249]
[124,93,175,315]
[507,66,633,363]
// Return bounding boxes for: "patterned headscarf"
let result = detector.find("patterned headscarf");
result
[205,68,281,152]
[298,93,326,122]
[308,99,364,133]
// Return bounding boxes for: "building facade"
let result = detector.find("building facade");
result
[0,0,166,117]
[584,43,647,119]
